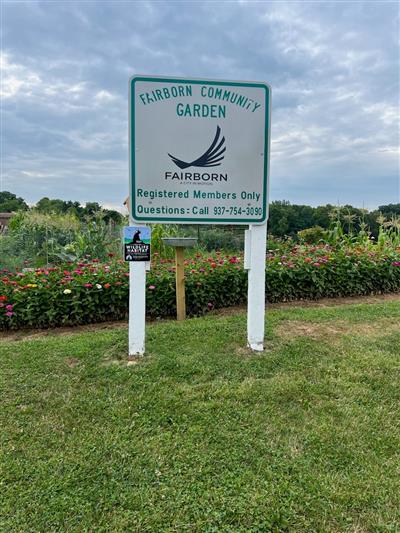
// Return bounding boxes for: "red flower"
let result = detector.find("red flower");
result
[211,263,217,268]
[0,295,7,301]
[104,283,111,289]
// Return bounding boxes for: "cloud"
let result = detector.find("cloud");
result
[2,1,399,209]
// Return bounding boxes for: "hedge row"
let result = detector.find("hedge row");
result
[1,246,399,329]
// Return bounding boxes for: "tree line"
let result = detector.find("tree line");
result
[1,191,399,238]
[0,191,124,225]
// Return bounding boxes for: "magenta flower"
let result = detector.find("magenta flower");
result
[392,261,400,267]
[84,283,93,288]
[5,304,13,311]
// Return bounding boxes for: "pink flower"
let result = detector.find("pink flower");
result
[149,285,156,290]
[84,283,93,288]
[392,261,400,267]
[5,304,13,311]
[5,311,14,317]
[312,262,321,267]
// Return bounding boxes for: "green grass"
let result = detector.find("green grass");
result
[1,300,400,532]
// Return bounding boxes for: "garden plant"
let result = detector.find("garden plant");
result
[1,232,399,329]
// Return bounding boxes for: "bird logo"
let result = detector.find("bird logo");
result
[168,126,226,170]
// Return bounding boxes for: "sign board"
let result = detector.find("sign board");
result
[129,76,271,224]
[123,226,151,261]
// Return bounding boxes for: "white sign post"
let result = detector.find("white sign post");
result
[129,75,271,353]
[245,224,268,350]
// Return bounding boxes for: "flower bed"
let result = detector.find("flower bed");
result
[1,246,399,330]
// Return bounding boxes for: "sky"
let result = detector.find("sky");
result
[1,0,399,212]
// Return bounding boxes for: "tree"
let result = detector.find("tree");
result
[0,191,28,212]
[36,197,67,214]
[378,204,400,216]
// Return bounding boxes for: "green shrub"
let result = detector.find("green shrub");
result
[298,226,327,244]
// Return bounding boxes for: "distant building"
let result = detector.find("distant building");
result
[0,213,13,234]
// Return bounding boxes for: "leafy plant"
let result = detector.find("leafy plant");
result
[1,242,399,330]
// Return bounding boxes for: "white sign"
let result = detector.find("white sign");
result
[129,75,271,224]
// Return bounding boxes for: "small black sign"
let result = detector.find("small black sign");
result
[123,226,151,261]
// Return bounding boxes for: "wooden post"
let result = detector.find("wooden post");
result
[175,246,186,321]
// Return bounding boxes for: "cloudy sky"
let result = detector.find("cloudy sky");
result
[2,0,399,211]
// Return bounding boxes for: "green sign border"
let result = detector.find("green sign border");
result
[129,76,271,224]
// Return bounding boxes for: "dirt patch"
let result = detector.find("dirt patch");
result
[235,346,258,357]
[267,293,400,310]
[100,354,144,367]
[276,317,400,341]
[209,293,400,317]
[0,321,127,342]
[65,357,80,368]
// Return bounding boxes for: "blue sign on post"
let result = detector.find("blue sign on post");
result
[123,226,151,261]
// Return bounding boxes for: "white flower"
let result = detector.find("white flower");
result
[96,283,102,289]
[63,289,72,295]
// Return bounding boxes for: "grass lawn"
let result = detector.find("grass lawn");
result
[1,299,399,532]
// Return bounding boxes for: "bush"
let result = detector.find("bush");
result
[1,244,399,330]
[298,226,327,244]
